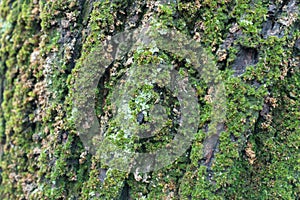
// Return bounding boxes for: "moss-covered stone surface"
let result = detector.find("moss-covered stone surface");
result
[0,0,299,199]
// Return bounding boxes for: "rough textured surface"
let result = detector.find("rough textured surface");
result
[0,0,299,199]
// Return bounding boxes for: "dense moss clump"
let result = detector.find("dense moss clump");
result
[0,0,299,199]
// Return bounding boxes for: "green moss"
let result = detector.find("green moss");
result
[0,0,299,199]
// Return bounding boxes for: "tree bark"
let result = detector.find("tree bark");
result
[0,0,299,199]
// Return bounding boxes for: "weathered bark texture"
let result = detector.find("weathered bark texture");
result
[0,0,299,199]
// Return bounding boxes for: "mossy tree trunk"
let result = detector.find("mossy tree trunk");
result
[0,0,299,199]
